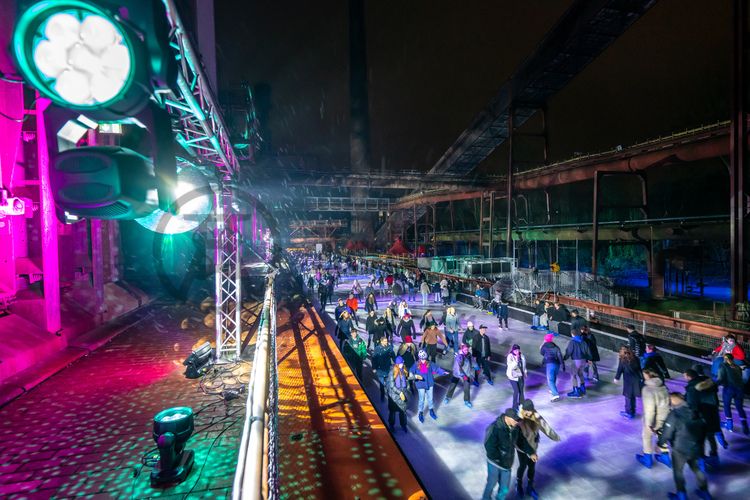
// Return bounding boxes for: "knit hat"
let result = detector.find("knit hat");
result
[404,335,413,344]
[395,356,404,364]
[544,333,555,343]
[503,408,520,422]
[521,399,535,411]
[418,349,428,360]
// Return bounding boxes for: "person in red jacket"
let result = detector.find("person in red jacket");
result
[346,293,360,327]
[709,334,746,383]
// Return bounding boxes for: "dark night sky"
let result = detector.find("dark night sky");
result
[215,0,731,175]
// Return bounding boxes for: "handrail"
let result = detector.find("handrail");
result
[233,273,276,500]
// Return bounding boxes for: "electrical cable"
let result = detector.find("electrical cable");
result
[181,416,242,500]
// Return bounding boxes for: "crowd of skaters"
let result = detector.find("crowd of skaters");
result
[292,252,747,500]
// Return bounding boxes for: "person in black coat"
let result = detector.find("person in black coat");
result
[472,325,494,385]
[614,346,644,419]
[582,326,600,383]
[627,324,647,363]
[643,344,670,381]
[365,310,378,350]
[563,331,591,398]
[658,392,711,500]
[570,309,588,334]
[482,408,537,500]
[684,368,726,464]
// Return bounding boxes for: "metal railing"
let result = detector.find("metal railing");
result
[233,273,277,500]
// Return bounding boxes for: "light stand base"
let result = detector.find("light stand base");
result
[150,450,195,487]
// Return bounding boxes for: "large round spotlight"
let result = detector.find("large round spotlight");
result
[151,407,195,487]
[13,1,136,110]
[135,167,214,235]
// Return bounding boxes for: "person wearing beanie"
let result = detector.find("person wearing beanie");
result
[506,344,528,411]
[636,369,672,469]
[372,336,396,402]
[386,356,413,433]
[409,349,448,423]
[563,328,592,398]
[473,325,494,386]
[396,312,416,341]
[483,408,536,500]
[444,343,475,408]
[517,399,560,499]
[614,345,644,419]
[539,333,565,402]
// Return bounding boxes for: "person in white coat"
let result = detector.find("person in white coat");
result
[636,368,672,469]
[507,344,528,411]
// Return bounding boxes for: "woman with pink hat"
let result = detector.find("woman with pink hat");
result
[539,333,565,402]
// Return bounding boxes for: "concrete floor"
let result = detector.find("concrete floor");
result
[322,275,750,500]
[0,301,253,499]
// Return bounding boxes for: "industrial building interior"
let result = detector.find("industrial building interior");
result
[0,0,748,499]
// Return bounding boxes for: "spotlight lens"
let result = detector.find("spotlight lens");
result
[16,4,135,109]
[135,169,213,235]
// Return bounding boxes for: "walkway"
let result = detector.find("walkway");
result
[0,300,255,499]
[275,304,425,499]
[321,275,750,500]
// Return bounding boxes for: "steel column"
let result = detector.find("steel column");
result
[506,106,514,257]
[90,219,105,319]
[36,97,60,334]
[592,171,600,277]
[730,0,749,309]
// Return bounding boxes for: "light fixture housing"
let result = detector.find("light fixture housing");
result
[12,1,143,114]
[151,406,195,487]
[182,342,214,379]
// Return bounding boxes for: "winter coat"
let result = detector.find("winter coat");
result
[397,343,417,370]
[712,340,746,362]
[420,314,438,331]
[371,321,389,343]
[570,315,587,334]
[452,351,474,380]
[686,376,721,433]
[582,332,600,362]
[336,317,354,341]
[659,403,707,459]
[615,357,643,398]
[372,343,395,375]
[364,295,378,312]
[518,412,560,453]
[397,302,409,318]
[628,331,647,358]
[642,351,670,380]
[563,336,591,361]
[641,377,670,433]
[420,282,431,294]
[334,304,351,321]
[386,368,413,411]
[506,353,528,381]
[550,305,569,322]
[498,302,509,318]
[534,302,546,316]
[421,326,447,347]
[397,319,416,339]
[540,341,564,366]
[343,335,367,365]
[472,333,492,359]
[717,361,744,389]
[484,416,535,470]
[365,315,377,334]
[463,327,478,348]
[391,283,403,296]
[346,297,359,312]
[443,313,460,333]
[409,360,447,389]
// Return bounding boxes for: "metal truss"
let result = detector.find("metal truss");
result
[304,197,392,212]
[161,0,246,359]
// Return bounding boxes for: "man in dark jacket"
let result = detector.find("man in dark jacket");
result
[548,302,569,334]
[563,330,591,398]
[582,327,600,383]
[540,333,564,402]
[473,325,494,386]
[483,408,536,500]
[531,299,545,330]
[365,310,378,350]
[658,393,711,500]
[627,324,647,363]
[716,353,748,434]
[684,368,726,464]
[372,336,395,401]
[569,309,587,334]
[643,344,670,381]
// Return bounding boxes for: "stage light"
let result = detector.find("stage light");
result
[135,167,213,235]
[183,342,213,379]
[13,1,135,110]
[151,407,195,487]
